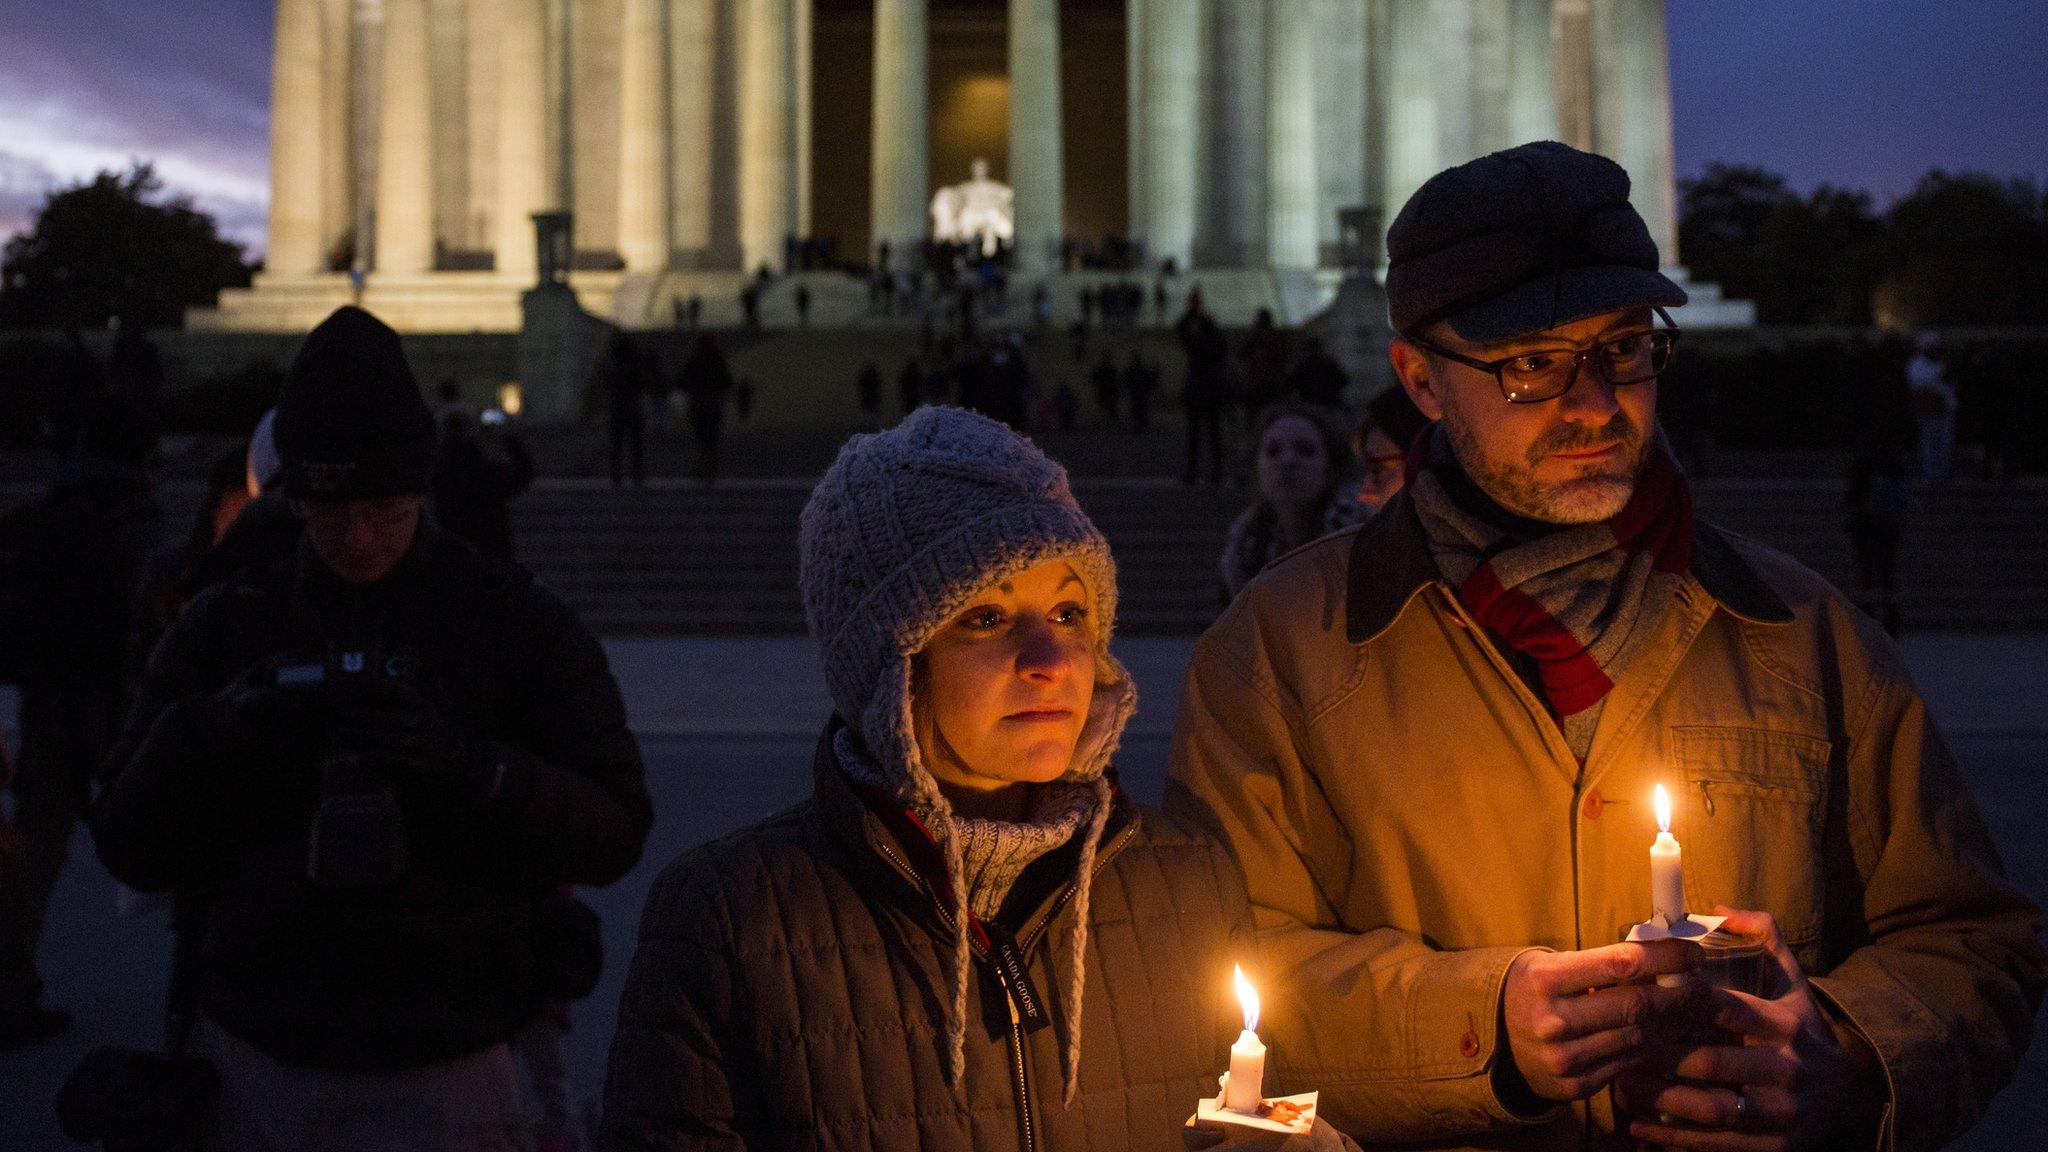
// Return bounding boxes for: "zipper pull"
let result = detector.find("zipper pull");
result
[1698,780,1716,817]
[1008,991,1022,1026]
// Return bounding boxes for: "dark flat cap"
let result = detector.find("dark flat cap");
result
[1385,140,1686,343]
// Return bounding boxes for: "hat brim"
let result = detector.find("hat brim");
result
[1444,265,1688,345]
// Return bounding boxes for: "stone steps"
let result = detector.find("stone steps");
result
[11,478,2037,635]
[504,480,2048,635]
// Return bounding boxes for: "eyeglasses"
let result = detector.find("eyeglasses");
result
[1405,307,1681,404]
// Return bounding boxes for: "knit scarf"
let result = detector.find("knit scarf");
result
[1406,427,1693,758]
[834,727,1112,1106]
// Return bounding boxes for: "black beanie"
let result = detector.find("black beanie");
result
[275,306,437,500]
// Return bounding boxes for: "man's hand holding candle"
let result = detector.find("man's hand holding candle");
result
[1498,940,1707,1104]
[1619,910,1881,1150]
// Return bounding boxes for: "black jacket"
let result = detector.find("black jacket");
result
[92,521,651,1071]
[599,723,1259,1151]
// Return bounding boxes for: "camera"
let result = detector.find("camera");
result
[274,642,421,891]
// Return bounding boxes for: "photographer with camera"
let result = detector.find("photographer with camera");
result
[88,307,652,1151]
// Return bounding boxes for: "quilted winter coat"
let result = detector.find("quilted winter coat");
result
[599,723,1262,1152]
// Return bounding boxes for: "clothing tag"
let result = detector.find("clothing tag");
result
[983,921,1051,1033]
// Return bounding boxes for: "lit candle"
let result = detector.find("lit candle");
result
[1225,964,1266,1113]
[1651,784,1686,928]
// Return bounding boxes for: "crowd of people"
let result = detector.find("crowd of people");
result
[0,141,2042,1152]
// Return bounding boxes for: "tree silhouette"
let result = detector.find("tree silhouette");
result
[0,163,254,330]
[1875,171,2048,328]
[1678,164,1881,325]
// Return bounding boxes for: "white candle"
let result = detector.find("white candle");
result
[1225,965,1266,1113]
[1651,784,1686,928]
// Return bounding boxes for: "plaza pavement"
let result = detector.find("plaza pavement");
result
[3,633,2044,1147]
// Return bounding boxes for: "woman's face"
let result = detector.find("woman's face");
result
[1354,427,1408,514]
[1257,415,1330,508]
[914,559,1097,795]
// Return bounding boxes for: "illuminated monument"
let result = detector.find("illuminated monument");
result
[197,0,1749,332]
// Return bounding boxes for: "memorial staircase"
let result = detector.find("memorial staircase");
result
[506,478,2048,636]
[5,476,2040,635]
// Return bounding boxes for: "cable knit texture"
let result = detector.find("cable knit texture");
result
[798,406,1137,1104]
[835,728,1099,919]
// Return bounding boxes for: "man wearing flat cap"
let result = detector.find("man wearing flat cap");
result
[1167,142,2043,1150]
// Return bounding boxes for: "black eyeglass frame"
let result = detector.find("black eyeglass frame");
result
[1404,306,1681,404]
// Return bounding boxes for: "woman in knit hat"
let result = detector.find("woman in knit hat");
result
[601,406,1347,1150]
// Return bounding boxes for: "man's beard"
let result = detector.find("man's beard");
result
[1441,401,1649,525]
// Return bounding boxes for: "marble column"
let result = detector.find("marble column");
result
[870,0,928,269]
[1141,0,1199,270]
[794,0,812,237]
[495,0,550,281]
[1266,0,1316,268]
[740,0,796,272]
[618,0,671,271]
[1428,0,1475,166]
[375,0,435,274]
[319,0,355,266]
[465,0,500,251]
[1126,0,1146,242]
[670,0,715,265]
[429,0,471,253]
[1553,0,1595,150]
[1311,0,1368,264]
[1382,0,1438,221]
[1468,0,1513,156]
[1508,0,1559,144]
[1210,0,1264,268]
[1592,0,1676,263]
[1008,0,1063,274]
[268,0,326,276]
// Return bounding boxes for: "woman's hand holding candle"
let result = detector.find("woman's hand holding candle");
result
[1223,965,1266,1113]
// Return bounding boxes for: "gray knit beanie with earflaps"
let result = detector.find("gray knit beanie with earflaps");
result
[799,405,1137,1105]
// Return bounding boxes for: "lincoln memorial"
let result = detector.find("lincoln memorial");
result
[198,0,1752,332]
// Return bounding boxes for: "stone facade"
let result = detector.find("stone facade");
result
[201,0,1750,332]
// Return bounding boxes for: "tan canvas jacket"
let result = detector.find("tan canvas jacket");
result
[1165,490,2044,1151]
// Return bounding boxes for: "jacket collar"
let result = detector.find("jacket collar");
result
[808,719,1137,937]
[1343,489,1793,645]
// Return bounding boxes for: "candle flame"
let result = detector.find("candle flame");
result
[1654,783,1672,833]
[1233,964,1261,1033]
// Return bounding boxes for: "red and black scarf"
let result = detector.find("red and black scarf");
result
[1407,429,1694,755]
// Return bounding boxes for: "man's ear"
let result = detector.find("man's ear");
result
[1388,338,1446,422]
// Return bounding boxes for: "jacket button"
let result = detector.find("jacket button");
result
[1581,787,1605,821]
[1459,1030,1481,1059]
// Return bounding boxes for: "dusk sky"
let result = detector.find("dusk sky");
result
[1,0,2042,254]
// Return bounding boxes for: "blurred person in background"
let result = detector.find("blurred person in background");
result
[1,720,69,1050]
[433,391,536,571]
[1220,403,1353,603]
[1846,383,1917,635]
[0,396,160,1015]
[1325,387,1432,532]
[93,307,649,1151]
[1905,332,1957,481]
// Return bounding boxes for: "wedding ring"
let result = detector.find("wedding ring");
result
[1734,1091,1751,1127]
